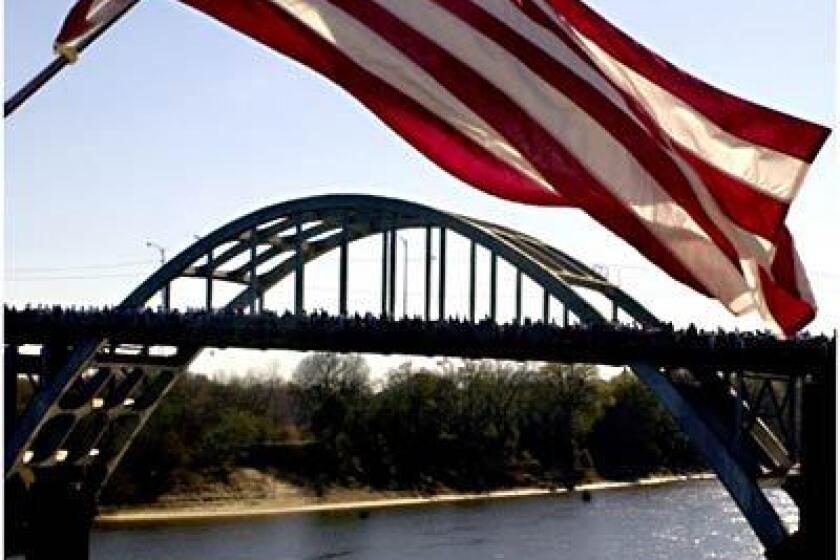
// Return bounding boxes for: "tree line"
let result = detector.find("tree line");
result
[102,354,704,504]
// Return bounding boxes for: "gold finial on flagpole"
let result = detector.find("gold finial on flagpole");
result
[55,43,81,64]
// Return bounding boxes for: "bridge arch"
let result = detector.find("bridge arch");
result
[123,194,657,327]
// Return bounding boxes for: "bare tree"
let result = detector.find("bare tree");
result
[292,353,370,394]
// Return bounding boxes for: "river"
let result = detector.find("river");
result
[91,479,797,560]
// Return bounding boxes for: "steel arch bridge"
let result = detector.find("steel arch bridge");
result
[4,195,821,558]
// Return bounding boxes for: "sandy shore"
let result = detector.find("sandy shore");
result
[95,473,715,527]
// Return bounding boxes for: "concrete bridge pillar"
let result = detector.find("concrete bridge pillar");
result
[6,464,97,559]
[800,370,835,558]
[766,370,835,560]
[24,473,96,560]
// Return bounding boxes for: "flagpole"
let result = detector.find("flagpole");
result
[4,56,71,117]
[4,0,142,118]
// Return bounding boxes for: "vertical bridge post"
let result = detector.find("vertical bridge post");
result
[162,284,170,312]
[381,228,388,316]
[205,249,213,311]
[489,252,497,322]
[469,241,476,322]
[249,228,258,314]
[388,226,397,318]
[294,222,304,315]
[438,228,446,320]
[515,270,522,323]
[424,226,432,321]
[339,217,348,316]
[543,289,550,323]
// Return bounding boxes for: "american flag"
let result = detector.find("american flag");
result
[57,0,830,335]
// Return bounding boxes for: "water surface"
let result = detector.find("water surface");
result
[92,480,797,560]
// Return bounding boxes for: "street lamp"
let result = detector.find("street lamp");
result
[593,263,609,281]
[146,241,170,311]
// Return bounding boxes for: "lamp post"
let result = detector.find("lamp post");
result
[146,241,170,311]
[593,263,609,280]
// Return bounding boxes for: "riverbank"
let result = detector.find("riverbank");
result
[95,471,715,527]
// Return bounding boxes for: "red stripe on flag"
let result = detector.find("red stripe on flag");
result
[549,0,831,162]
[759,267,815,337]
[770,227,803,300]
[673,146,789,241]
[760,226,815,337]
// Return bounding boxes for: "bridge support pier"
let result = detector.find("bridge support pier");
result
[767,370,835,560]
[798,369,835,559]
[22,472,96,560]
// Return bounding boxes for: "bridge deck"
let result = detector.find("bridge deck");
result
[5,308,833,376]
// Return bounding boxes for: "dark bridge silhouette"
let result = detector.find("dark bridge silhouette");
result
[6,308,831,375]
[4,195,833,559]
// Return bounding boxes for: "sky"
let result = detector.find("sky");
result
[4,0,838,377]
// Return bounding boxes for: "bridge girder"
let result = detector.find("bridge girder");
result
[5,194,800,555]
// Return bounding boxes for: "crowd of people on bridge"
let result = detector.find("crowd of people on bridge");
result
[5,304,834,373]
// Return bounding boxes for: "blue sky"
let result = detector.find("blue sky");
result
[4,1,837,374]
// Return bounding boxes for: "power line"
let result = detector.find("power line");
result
[6,272,145,282]
[6,259,156,273]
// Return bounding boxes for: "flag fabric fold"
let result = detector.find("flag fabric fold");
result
[54,0,137,61]
[106,0,830,334]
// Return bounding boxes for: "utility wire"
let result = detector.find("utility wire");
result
[6,272,146,282]
[6,259,156,273]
